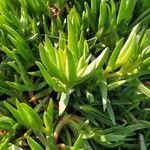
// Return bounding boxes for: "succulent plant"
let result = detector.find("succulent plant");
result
[0,0,150,149]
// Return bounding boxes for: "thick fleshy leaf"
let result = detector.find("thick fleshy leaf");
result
[85,2,97,32]
[4,102,22,124]
[100,74,108,111]
[139,134,147,150]
[2,46,31,87]
[116,33,136,66]
[67,16,78,53]
[17,103,43,130]
[6,81,29,91]
[141,46,150,59]
[106,100,116,125]
[4,25,33,61]
[78,32,84,59]
[27,137,44,150]
[58,31,66,51]
[125,0,137,23]
[131,79,150,98]
[59,91,71,115]
[2,46,15,59]
[57,49,67,81]
[98,0,107,28]
[116,25,139,66]
[35,61,55,87]
[44,36,57,64]
[0,116,16,131]
[78,47,109,81]
[39,44,61,79]
[117,0,126,25]
[106,38,124,72]
[36,61,66,92]
[43,99,54,133]
[141,57,150,70]
[108,80,127,90]
[65,47,77,84]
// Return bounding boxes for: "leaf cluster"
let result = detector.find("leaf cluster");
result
[0,0,150,150]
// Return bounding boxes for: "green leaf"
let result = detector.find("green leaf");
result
[2,46,31,87]
[141,46,150,59]
[139,134,147,150]
[79,47,109,81]
[0,116,16,131]
[81,10,90,32]
[0,86,15,97]
[113,123,150,136]
[106,100,116,125]
[2,46,15,59]
[131,8,150,27]
[72,134,83,150]
[44,36,57,64]
[77,56,87,74]
[27,137,44,150]
[43,99,57,149]
[30,88,51,102]
[83,40,89,60]
[67,16,78,53]
[117,34,136,66]
[86,90,94,103]
[108,80,127,90]
[91,0,99,19]
[106,38,124,72]
[4,102,22,124]
[84,2,97,32]
[32,82,47,91]
[59,92,70,115]
[6,81,28,91]
[58,31,66,51]
[7,61,20,74]
[125,0,137,23]
[17,103,43,130]
[78,32,84,59]
[43,99,54,134]
[110,0,116,18]
[131,79,150,98]
[93,134,123,147]
[57,49,67,81]
[65,47,77,84]
[39,44,61,79]
[98,0,107,29]
[71,7,81,35]
[117,0,126,25]
[141,57,150,70]
[116,25,139,66]
[36,61,55,87]
[10,145,24,150]
[36,61,66,92]
[31,19,40,36]
[100,74,108,111]
[4,25,33,61]
[74,0,82,14]
[94,123,150,147]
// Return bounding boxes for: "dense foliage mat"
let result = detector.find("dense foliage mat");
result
[0,0,150,149]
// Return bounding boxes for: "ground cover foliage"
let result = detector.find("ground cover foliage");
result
[0,0,150,149]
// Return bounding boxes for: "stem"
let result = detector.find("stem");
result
[54,114,72,143]
[54,114,82,143]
